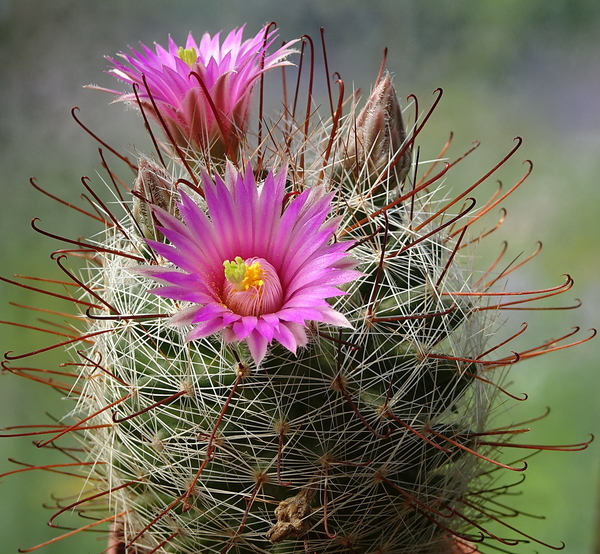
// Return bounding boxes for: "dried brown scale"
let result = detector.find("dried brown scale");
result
[267,488,315,543]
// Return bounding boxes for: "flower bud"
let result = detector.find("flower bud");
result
[345,72,411,184]
[132,158,178,241]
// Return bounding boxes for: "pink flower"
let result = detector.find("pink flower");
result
[106,26,297,157]
[138,165,360,365]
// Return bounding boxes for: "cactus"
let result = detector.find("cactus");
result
[1,26,594,554]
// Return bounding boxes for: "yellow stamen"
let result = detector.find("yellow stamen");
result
[177,46,198,68]
[242,262,264,290]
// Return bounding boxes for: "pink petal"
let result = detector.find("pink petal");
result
[246,331,269,365]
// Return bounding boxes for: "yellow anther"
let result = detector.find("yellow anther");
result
[241,262,264,290]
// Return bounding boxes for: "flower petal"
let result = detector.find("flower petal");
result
[246,331,269,365]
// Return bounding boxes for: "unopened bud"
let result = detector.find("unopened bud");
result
[133,159,178,241]
[345,72,411,184]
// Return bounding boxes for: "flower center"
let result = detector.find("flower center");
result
[222,257,282,316]
[177,46,198,68]
[223,256,263,291]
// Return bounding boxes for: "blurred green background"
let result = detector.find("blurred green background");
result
[0,1,598,552]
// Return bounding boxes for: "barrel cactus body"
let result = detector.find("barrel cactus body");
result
[1,25,593,554]
[81,164,487,554]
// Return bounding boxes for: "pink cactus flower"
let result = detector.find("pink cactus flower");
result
[138,165,360,365]
[106,26,297,157]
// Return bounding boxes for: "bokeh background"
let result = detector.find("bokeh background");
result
[0,1,598,553]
